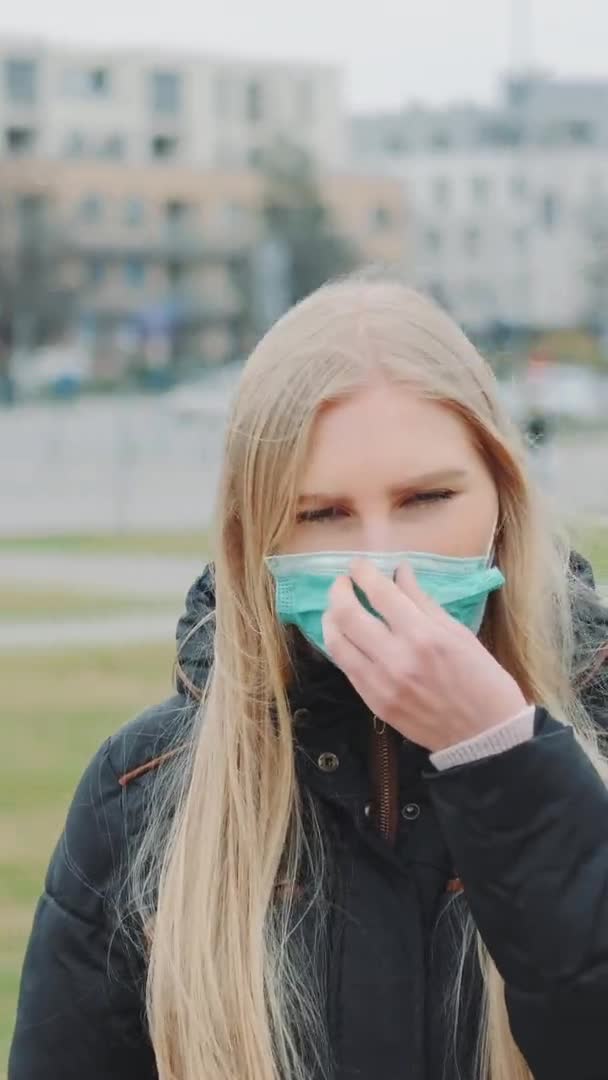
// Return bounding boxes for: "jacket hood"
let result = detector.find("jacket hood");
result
[175,564,217,698]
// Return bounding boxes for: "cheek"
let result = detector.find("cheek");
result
[442,488,498,558]
[390,490,498,559]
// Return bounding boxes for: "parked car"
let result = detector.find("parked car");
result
[164,360,245,422]
[12,344,94,400]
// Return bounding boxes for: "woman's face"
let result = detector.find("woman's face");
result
[280,382,499,556]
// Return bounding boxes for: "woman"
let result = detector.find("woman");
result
[9,279,608,1080]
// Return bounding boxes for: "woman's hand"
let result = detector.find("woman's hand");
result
[321,557,527,752]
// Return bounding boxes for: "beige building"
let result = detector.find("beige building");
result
[0,158,406,368]
[0,36,344,170]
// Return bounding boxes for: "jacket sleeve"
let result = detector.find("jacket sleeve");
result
[426,709,608,1080]
[8,739,156,1080]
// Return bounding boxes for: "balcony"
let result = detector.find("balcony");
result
[61,220,255,261]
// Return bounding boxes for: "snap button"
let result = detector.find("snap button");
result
[401,802,421,821]
[317,751,339,773]
[293,708,311,723]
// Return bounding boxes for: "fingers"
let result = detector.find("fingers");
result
[321,616,388,710]
[392,560,451,622]
[348,558,429,636]
[324,575,392,663]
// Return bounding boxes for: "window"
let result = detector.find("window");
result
[5,58,37,104]
[5,127,36,155]
[246,80,264,123]
[508,79,530,108]
[463,279,494,309]
[63,66,111,98]
[124,197,145,226]
[167,261,185,289]
[512,226,528,251]
[430,130,451,150]
[165,199,189,226]
[541,191,559,229]
[150,134,179,160]
[510,175,527,200]
[150,71,181,115]
[295,79,313,125]
[215,74,231,120]
[64,131,86,158]
[88,68,110,96]
[471,175,491,204]
[431,177,450,208]
[425,228,441,253]
[464,225,481,257]
[218,201,246,228]
[87,257,106,285]
[99,133,125,159]
[79,194,104,224]
[248,145,264,168]
[125,258,145,288]
[568,120,593,145]
[372,205,392,230]
[17,194,45,240]
[480,122,521,147]
[386,133,408,156]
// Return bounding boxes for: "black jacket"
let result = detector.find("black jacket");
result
[9,561,608,1080]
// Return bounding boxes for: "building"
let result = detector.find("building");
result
[0,38,407,371]
[0,36,344,170]
[351,74,608,333]
[0,157,406,369]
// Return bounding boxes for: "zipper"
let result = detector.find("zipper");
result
[371,714,398,845]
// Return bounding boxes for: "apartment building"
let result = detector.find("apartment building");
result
[0,157,406,366]
[0,36,344,170]
[351,74,608,332]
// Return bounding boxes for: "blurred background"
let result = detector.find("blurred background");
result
[1,0,608,1067]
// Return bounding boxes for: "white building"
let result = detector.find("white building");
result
[0,36,345,170]
[351,75,608,332]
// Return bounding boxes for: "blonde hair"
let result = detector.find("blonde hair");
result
[131,276,607,1080]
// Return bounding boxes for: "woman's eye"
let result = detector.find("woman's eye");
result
[296,506,346,524]
[403,489,456,507]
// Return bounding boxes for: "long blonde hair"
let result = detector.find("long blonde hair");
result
[131,277,607,1080]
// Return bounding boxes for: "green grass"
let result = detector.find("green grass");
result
[569,521,608,584]
[0,642,174,1074]
[0,530,210,558]
[0,585,180,621]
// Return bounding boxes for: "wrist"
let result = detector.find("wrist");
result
[430,705,536,769]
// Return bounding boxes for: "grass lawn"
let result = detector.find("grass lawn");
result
[0,530,210,559]
[0,641,174,1075]
[0,522,606,587]
[569,521,608,584]
[0,585,180,622]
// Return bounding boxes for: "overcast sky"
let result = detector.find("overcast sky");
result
[1,0,607,109]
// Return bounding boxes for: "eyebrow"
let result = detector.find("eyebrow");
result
[297,468,469,503]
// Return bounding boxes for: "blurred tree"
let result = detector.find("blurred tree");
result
[0,193,76,382]
[580,192,608,352]
[259,140,358,309]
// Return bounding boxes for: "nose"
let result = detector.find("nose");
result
[359,517,400,553]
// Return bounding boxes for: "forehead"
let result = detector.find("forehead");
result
[301,383,479,487]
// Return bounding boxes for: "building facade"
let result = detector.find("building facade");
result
[351,74,608,333]
[0,36,344,170]
[0,38,407,371]
[0,157,406,369]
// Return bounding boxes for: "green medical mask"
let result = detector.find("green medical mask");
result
[265,549,504,656]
